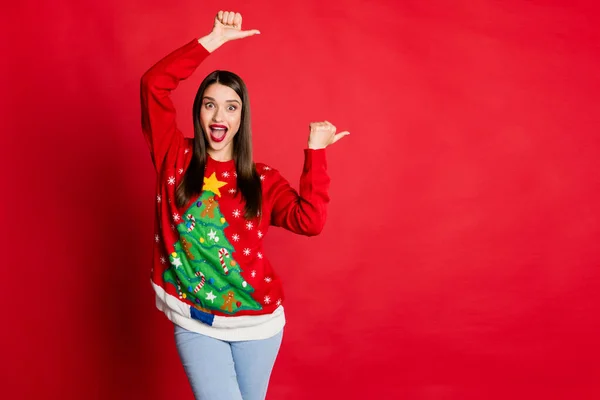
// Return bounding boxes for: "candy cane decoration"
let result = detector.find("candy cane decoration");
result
[176,278,183,299]
[219,248,230,275]
[185,214,196,232]
[193,271,206,293]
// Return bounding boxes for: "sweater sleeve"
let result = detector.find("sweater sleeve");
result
[140,39,210,172]
[268,149,331,236]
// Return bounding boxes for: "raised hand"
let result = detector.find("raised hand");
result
[199,11,260,52]
[307,121,350,150]
[212,11,260,41]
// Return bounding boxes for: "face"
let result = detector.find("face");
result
[200,83,242,161]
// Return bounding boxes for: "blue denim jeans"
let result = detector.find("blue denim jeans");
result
[174,324,283,400]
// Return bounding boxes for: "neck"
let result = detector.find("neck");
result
[207,149,233,162]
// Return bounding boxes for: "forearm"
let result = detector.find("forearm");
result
[141,39,210,91]
[270,149,331,235]
[140,39,210,170]
[197,32,226,53]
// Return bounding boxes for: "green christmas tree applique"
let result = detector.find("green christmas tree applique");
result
[163,172,262,314]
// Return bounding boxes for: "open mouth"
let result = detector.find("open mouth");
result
[209,124,228,143]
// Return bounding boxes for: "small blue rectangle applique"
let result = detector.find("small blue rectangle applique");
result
[190,307,215,326]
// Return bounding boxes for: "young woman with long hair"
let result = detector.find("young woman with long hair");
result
[140,10,349,399]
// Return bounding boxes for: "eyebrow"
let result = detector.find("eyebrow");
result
[202,96,241,105]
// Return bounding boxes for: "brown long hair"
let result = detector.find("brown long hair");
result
[175,71,262,219]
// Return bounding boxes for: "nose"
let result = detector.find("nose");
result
[211,106,225,123]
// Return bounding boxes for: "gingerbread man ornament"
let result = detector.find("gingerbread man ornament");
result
[220,291,239,313]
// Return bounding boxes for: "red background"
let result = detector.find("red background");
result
[3,0,600,399]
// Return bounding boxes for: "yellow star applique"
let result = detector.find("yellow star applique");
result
[203,172,227,197]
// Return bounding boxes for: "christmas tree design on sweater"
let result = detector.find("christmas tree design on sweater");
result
[164,172,262,315]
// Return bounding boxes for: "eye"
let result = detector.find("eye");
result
[204,102,214,109]
[227,105,238,111]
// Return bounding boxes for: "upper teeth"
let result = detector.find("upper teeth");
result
[212,127,225,130]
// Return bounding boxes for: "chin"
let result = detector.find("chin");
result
[208,140,234,155]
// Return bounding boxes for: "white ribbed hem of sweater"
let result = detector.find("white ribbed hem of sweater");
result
[152,281,286,342]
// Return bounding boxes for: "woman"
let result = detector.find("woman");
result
[140,10,349,400]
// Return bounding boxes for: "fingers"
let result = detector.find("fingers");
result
[217,10,235,25]
[309,121,349,146]
[217,10,237,26]
[307,121,349,150]
[310,121,334,129]
[233,12,242,28]
[219,11,225,24]
[324,121,336,133]
[310,121,336,134]
[329,122,336,133]
[227,11,235,25]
